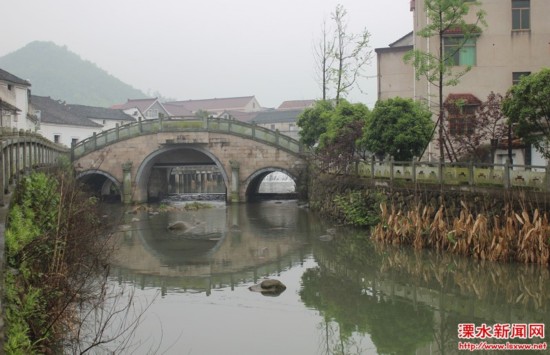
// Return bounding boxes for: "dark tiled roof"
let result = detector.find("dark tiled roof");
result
[252,109,303,124]
[111,98,157,112]
[278,100,315,110]
[167,96,257,112]
[0,68,30,86]
[221,110,259,122]
[68,104,136,121]
[163,103,194,117]
[31,95,102,127]
[0,100,21,113]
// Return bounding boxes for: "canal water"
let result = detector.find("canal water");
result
[104,200,549,354]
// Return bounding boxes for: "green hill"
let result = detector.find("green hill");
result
[0,41,147,107]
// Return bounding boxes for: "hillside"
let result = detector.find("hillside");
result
[0,41,147,107]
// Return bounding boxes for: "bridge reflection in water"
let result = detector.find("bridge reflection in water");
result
[107,202,549,354]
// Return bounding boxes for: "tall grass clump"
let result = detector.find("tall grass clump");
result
[372,201,550,265]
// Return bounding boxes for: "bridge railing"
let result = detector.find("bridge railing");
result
[324,157,550,191]
[72,117,304,160]
[0,128,69,204]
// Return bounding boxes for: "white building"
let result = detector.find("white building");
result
[111,98,170,120]
[33,96,136,147]
[67,104,135,131]
[0,68,39,131]
[376,0,550,164]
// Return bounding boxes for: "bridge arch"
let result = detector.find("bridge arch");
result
[244,167,297,201]
[77,169,122,202]
[134,145,229,202]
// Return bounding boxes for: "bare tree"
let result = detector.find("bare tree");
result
[314,19,336,101]
[330,4,372,105]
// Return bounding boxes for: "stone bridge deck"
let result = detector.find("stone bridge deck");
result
[72,117,304,160]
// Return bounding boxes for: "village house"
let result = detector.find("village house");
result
[111,98,170,120]
[67,104,136,131]
[251,109,303,140]
[0,68,39,132]
[165,96,263,117]
[376,0,550,165]
[32,95,134,147]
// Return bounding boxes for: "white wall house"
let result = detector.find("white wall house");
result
[67,104,135,131]
[0,68,39,131]
[251,109,303,140]
[166,96,263,117]
[111,98,170,120]
[32,95,102,147]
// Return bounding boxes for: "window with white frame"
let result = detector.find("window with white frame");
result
[443,36,477,66]
[512,0,530,31]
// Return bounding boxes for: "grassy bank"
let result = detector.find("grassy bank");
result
[3,169,113,353]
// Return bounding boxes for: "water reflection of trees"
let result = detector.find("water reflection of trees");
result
[303,230,550,354]
[301,234,434,354]
[301,266,434,354]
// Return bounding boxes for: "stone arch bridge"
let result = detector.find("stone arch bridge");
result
[72,117,308,203]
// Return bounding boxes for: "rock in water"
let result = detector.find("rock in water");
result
[167,220,192,231]
[249,279,287,296]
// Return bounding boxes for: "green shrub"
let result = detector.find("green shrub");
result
[333,190,385,227]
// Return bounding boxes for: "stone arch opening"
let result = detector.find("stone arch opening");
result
[244,168,297,201]
[77,170,122,202]
[135,145,229,203]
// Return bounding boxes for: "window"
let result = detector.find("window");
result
[270,124,276,130]
[512,72,530,85]
[71,138,78,146]
[448,105,477,136]
[147,109,158,118]
[54,134,61,143]
[102,119,107,125]
[512,0,530,30]
[444,94,481,136]
[443,36,476,66]
[289,123,296,131]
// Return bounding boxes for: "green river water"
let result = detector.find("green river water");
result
[103,199,549,354]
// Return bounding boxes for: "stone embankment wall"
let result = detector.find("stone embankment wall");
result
[308,172,550,222]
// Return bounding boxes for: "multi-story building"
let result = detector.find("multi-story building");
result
[376,0,550,163]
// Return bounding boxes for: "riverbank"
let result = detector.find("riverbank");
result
[308,172,550,266]
[0,190,14,353]
[2,170,118,353]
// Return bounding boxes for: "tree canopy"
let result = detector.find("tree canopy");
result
[502,68,550,159]
[316,100,370,172]
[448,92,508,162]
[296,100,334,148]
[362,98,434,161]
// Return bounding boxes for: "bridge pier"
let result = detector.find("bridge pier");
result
[122,161,133,204]
[229,160,240,203]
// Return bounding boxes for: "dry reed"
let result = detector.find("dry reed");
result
[372,202,550,266]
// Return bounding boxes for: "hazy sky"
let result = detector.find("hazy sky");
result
[2,0,412,108]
